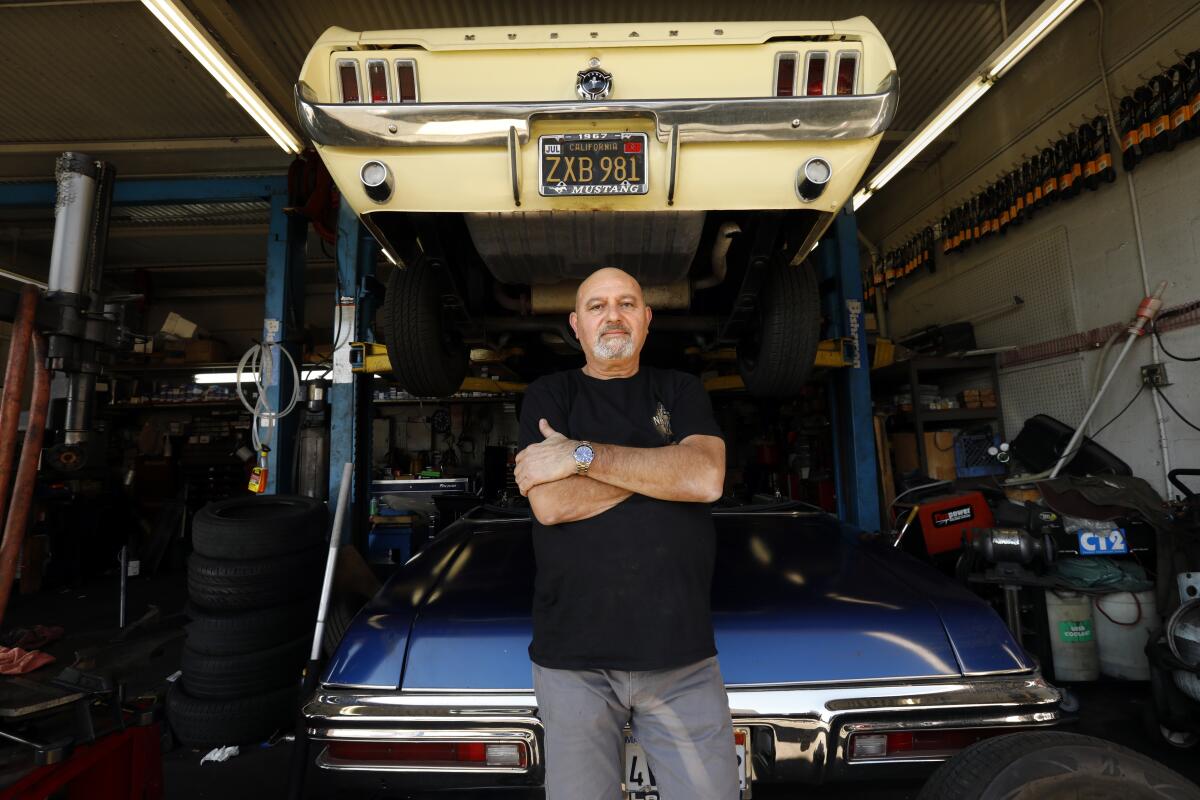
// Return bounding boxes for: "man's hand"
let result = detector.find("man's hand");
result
[514,419,577,495]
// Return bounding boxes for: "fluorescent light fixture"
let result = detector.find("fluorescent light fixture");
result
[853,0,1083,210]
[987,0,1085,79]
[194,369,328,384]
[140,0,302,154]
[870,79,991,192]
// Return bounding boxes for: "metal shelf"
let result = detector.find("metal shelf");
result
[893,407,1001,427]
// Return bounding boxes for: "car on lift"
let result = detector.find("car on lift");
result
[295,20,898,397]
[303,503,1064,797]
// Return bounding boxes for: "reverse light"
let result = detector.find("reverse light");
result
[360,160,393,203]
[796,157,832,202]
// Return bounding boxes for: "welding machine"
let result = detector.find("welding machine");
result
[894,491,995,561]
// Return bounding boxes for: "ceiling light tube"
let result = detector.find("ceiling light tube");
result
[987,0,1085,79]
[869,79,991,192]
[853,0,1083,211]
[140,0,303,154]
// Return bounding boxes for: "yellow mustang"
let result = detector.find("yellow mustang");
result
[297,20,897,397]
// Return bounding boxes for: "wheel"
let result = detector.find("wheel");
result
[381,258,468,398]
[916,731,1200,800]
[736,262,820,397]
[180,636,309,700]
[187,547,324,611]
[192,495,326,560]
[185,598,317,656]
[166,681,297,748]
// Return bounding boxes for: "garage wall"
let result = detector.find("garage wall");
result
[861,0,1200,497]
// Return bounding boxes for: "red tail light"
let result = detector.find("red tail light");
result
[396,60,419,103]
[849,728,1022,761]
[775,54,797,96]
[835,53,858,95]
[367,60,389,103]
[338,61,361,103]
[805,52,827,96]
[327,740,528,768]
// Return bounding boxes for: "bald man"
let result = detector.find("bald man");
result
[514,268,739,800]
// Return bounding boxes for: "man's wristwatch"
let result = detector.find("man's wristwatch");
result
[573,441,595,474]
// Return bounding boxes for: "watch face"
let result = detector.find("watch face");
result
[575,444,595,465]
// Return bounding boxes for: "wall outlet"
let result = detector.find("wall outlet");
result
[1141,362,1170,387]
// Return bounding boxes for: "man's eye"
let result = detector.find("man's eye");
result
[621,302,634,308]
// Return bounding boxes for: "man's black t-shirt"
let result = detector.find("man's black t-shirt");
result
[517,366,724,671]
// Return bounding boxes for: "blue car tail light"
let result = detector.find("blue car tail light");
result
[849,728,1023,762]
[327,739,529,769]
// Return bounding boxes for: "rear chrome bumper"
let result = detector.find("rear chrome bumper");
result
[304,671,1062,788]
[295,73,898,149]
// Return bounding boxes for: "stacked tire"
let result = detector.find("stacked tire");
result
[168,495,327,749]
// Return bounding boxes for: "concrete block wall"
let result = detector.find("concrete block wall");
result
[860,0,1200,497]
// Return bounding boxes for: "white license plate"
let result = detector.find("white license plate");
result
[622,727,750,800]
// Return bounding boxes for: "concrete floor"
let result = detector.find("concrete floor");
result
[2,569,1197,799]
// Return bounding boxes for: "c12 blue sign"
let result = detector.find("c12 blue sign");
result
[1077,529,1128,555]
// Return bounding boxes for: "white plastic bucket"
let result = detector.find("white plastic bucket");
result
[1092,590,1157,680]
[1045,589,1099,681]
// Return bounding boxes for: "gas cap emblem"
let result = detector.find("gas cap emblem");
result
[576,65,612,100]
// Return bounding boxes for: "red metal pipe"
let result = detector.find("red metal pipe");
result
[0,331,49,627]
[0,286,38,546]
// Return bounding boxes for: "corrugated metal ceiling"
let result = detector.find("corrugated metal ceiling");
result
[0,1,258,143]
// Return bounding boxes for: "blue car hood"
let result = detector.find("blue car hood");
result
[324,512,1030,690]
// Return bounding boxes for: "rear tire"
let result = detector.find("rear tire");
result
[916,731,1200,800]
[381,258,468,398]
[737,262,820,397]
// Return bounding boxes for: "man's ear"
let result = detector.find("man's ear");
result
[644,305,653,327]
[568,311,579,339]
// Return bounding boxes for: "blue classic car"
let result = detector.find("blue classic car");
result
[303,504,1063,796]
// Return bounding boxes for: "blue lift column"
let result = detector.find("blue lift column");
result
[817,209,880,530]
[259,189,308,494]
[328,203,377,523]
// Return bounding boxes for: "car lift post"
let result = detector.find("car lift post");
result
[259,188,308,494]
[329,202,377,536]
[817,209,881,530]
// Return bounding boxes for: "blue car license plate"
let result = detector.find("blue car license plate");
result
[1076,529,1128,555]
[623,727,749,799]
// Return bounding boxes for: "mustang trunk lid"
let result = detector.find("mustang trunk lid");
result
[368,513,1018,692]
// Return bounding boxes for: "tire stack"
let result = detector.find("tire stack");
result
[168,495,327,749]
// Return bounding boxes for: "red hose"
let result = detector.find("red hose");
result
[0,286,38,542]
[0,331,49,627]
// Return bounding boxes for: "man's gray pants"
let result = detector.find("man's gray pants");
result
[532,656,740,800]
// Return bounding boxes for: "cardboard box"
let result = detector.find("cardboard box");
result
[891,431,957,481]
[160,311,206,339]
[185,339,226,363]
